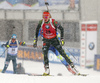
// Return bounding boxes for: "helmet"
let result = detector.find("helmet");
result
[43,11,50,17]
[11,34,17,39]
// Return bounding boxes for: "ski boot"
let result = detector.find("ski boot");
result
[43,65,50,76]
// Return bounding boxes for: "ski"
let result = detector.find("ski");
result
[72,68,89,76]
[77,73,89,76]
[1,68,88,76]
[28,73,43,76]
[27,73,53,76]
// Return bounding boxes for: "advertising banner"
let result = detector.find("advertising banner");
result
[17,47,43,61]
[94,55,100,71]
[6,0,23,5]
[86,24,97,66]
[38,0,68,6]
[80,21,98,67]
[17,46,80,65]
[0,0,79,11]
[0,41,80,65]
[0,0,38,8]
[38,0,79,6]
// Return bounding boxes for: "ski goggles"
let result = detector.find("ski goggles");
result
[43,15,49,19]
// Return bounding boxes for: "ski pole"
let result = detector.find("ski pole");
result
[45,1,49,11]
[0,48,8,57]
[65,47,77,61]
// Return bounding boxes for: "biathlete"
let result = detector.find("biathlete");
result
[34,29,77,75]
[1,34,26,74]
[33,11,78,76]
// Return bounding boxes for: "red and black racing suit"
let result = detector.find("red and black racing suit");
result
[35,18,72,67]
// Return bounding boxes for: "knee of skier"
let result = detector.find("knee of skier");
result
[56,45,63,51]
[5,61,9,66]
[57,55,64,60]
[5,64,9,68]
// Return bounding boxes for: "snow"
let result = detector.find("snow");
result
[0,58,100,83]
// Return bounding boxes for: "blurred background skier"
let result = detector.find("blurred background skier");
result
[1,34,26,74]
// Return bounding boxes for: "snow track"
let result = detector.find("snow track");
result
[0,58,100,83]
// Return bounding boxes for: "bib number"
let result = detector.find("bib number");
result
[12,48,15,51]
[46,30,51,34]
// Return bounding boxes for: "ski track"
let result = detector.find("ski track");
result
[0,58,100,83]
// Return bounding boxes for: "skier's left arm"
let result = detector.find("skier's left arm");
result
[54,21,65,46]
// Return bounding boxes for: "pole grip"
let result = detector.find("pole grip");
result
[45,2,49,11]
[45,2,49,6]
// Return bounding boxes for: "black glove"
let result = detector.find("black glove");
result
[22,42,26,46]
[33,38,37,48]
[5,45,10,48]
[1,44,5,47]
[33,42,37,48]
[45,2,49,5]
[60,39,65,46]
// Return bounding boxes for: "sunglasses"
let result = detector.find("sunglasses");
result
[43,16,49,19]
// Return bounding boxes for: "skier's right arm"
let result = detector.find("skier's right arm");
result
[35,20,42,40]
[33,20,42,48]
[1,41,10,48]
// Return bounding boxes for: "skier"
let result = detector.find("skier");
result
[1,34,26,74]
[33,11,77,76]
[33,29,77,75]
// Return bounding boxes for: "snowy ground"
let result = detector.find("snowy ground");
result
[0,58,100,83]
